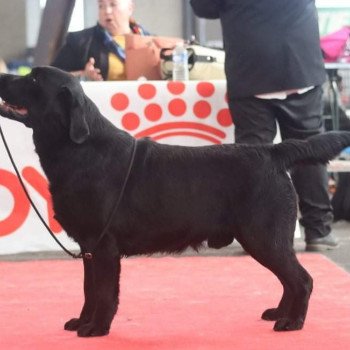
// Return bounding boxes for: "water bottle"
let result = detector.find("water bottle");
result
[172,42,189,81]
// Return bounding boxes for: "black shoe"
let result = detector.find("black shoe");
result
[305,233,340,252]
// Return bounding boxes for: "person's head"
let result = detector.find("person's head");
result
[98,0,134,35]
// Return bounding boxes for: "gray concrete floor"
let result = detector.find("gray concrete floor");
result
[299,220,350,272]
[1,220,349,272]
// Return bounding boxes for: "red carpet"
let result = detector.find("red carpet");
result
[0,254,349,350]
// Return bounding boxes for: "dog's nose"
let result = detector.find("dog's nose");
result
[0,73,16,88]
[0,73,10,82]
[0,73,18,78]
[0,74,5,89]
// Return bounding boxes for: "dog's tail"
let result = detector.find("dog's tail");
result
[271,131,350,170]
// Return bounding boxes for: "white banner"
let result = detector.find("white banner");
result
[0,80,233,254]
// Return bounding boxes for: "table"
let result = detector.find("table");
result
[0,80,232,255]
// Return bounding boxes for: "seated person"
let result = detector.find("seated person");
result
[51,0,149,81]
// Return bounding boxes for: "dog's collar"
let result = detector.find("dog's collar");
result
[79,137,138,260]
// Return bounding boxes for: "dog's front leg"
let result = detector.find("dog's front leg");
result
[64,257,96,331]
[77,249,121,337]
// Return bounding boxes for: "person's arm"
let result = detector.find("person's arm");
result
[190,0,221,19]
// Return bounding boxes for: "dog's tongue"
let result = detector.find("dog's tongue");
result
[0,98,27,116]
[15,107,28,115]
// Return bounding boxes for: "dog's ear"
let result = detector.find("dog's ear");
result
[60,85,90,144]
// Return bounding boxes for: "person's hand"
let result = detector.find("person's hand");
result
[83,57,103,81]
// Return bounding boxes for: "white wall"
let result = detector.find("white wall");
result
[0,0,220,62]
[0,0,26,61]
[134,0,184,37]
[83,0,185,37]
[26,0,42,48]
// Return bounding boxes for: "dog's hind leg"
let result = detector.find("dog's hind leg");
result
[261,280,293,321]
[64,257,96,331]
[245,244,313,331]
[271,256,313,332]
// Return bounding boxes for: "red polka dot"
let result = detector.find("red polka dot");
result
[168,99,187,117]
[122,113,140,131]
[145,103,163,121]
[138,84,157,99]
[111,93,129,111]
[167,82,186,95]
[217,109,233,127]
[197,82,215,98]
[193,101,212,119]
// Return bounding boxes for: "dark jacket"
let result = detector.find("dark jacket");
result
[190,0,326,98]
[52,25,110,80]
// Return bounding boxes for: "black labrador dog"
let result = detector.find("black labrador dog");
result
[0,67,349,337]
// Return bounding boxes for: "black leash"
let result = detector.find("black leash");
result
[0,121,80,258]
[0,120,137,260]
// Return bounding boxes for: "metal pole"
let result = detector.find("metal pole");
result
[33,0,76,66]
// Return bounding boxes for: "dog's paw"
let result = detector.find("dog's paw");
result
[261,308,285,321]
[77,323,110,337]
[64,318,85,331]
[273,318,304,331]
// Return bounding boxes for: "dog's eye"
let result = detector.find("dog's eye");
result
[32,77,37,83]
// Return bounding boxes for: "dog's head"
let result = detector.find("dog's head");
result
[0,66,90,144]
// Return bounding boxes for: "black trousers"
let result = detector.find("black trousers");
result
[229,86,333,240]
